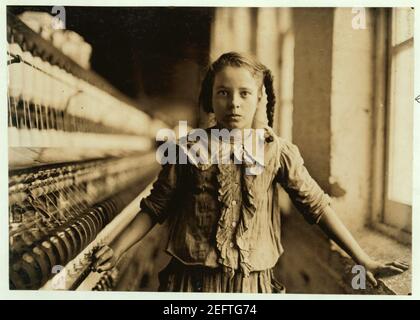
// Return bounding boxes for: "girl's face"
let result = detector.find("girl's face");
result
[212,66,261,130]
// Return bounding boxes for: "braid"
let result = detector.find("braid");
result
[263,69,276,128]
[199,67,215,113]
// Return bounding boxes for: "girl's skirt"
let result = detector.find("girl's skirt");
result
[158,258,286,293]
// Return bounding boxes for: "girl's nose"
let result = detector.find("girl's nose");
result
[229,93,241,109]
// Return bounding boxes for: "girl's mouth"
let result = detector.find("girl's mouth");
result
[226,114,242,121]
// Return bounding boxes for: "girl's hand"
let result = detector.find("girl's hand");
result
[363,259,409,286]
[92,244,120,273]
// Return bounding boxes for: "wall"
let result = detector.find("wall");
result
[329,8,375,229]
[291,7,375,229]
[276,8,391,294]
[292,8,334,192]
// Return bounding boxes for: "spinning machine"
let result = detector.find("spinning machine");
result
[7,13,166,290]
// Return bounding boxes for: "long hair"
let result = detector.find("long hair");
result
[199,52,276,128]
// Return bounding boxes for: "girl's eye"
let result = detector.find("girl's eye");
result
[240,91,251,98]
[217,90,228,96]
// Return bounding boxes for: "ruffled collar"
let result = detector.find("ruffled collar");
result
[177,126,274,170]
[176,126,277,277]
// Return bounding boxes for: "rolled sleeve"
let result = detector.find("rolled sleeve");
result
[276,141,331,224]
[140,162,180,224]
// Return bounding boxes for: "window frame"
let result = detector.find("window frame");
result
[371,8,413,245]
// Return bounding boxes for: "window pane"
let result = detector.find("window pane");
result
[392,8,414,46]
[387,46,413,205]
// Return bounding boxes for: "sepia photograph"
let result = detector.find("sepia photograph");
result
[4,3,414,296]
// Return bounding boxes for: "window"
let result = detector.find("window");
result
[381,8,414,235]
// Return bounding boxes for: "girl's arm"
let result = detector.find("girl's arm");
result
[318,206,409,285]
[92,148,183,272]
[93,211,156,272]
[277,140,409,285]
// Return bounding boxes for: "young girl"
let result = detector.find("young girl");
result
[93,52,408,293]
